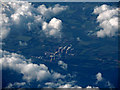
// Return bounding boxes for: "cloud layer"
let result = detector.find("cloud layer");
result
[93,4,119,38]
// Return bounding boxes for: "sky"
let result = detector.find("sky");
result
[0,0,119,88]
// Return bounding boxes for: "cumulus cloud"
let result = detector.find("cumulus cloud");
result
[1,49,82,88]
[44,81,99,89]
[96,72,103,81]
[58,60,68,70]
[93,4,119,38]
[95,72,114,88]
[0,49,68,83]
[58,84,99,89]
[42,18,62,38]
[58,84,82,88]
[44,77,99,88]
[0,1,67,39]
[86,86,99,89]
[44,80,87,88]
[37,4,68,18]
[96,72,103,84]
[52,72,66,79]
[0,49,51,82]
[0,13,11,39]
[6,82,26,88]
[50,70,66,80]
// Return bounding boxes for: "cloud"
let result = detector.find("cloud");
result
[58,84,99,88]
[96,72,103,84]
[42,18,62,38]
[58,60,68,70]
[44,76,99,88]
[95,72,114,88]
[19,41,27,46]
[0,1,67,39]
[6,82,26,88]
[37,4,68,18]
[96,72,103,81]
[0,13,11,39]
[1,49,82,88]
[52,72,66,79]
[50,69,66,80]
[0,49,68,83]
[0,49,51,82]
[58,84,82,88]
[93,4,119,38]
[86,86,99,89]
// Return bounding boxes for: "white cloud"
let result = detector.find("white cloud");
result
[58,84,99,88]
[10,2,33,23]
[0,49,51,82]
[6,82,26,88]
[0,49,68,83]
[37,4,67,18]
[44,82,99,89]
[0,13,11,39]
[42,18,62,38]
[86,86,99,89]
[19,41,27,46]
[58,60,68,70]
[96,72,103,84]
[0,1,67,39]
[58,84,82,88]
[51,70,66,79]
[95,72,114,88]
[58,84,73,88]
[93,4,110,14]
[93,4,119,38]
